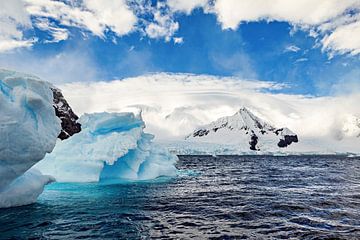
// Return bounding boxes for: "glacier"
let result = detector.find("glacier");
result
[35,112,178,183]
[0,69,61,208]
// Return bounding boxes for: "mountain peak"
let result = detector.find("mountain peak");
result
[187,108,298,151]
[238,106,252,112]
[232,107,272,131]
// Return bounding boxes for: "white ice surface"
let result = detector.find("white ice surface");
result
[0,169,54,208]
[0,69,61,208]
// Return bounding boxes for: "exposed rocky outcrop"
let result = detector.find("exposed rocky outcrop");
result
[51,88,81,140]
[192,129,210,137]
[249,132,259,151]
[277,134,299,148]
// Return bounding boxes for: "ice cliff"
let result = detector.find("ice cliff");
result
[35,112,178,183]
[0,70,80,208]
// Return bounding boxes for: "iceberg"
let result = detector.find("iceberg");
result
[35,112,178,183]
[0,169,54,208]
[0,70,62,208]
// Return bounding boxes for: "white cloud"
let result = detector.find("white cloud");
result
[285,45,301,53]
[322,20,360,56]
[83,0,137,36]
[210,0,360,56]
[57,73,360,142]
[173,37,183,44]
[167,0,209,14]
[144,2,179,42]
[0,0,135,49]
[0,0,33,52]
[34,18,69,43]
[1,0,360,56]
[25,0,137,38]
[23,0,180,44]
[294,58,308,63]
[0,39,33,52]
[212,0,358,29]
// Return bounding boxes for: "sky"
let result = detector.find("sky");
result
[0,0,360,96]
[59,73,360,141]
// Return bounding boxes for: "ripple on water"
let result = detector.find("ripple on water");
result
[1,155,360,239]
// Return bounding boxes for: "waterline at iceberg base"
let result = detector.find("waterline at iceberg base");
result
[0,69,177,208]
[2,155,360,239]
[34,112,178,183]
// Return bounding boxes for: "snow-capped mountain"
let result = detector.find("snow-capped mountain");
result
[186,107,298,151]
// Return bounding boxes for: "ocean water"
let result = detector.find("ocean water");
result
[1,155,360,239]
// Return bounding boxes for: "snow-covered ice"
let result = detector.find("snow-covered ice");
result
[35,112,178,182]
[0,69,61,208]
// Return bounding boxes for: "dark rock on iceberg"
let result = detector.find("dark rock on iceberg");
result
[51,88,81,140]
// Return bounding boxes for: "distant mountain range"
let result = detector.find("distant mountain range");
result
[186,107,299,151]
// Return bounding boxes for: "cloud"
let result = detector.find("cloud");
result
[144,3,179,42]
[210,0,360,57]
[1,0,360,57]
[167,0,209,14]
[25,0,137,38]
[285,45,301,53]
[0,0,137,52]
[0,0,33,52]
[34,18,69,43]
[322,20,360,56]
[23,0,182,45]
[294,58,308,63]
[212,0,358,28]
[173,37,183,44]
[57,73,360,141]
[0,39,33,52]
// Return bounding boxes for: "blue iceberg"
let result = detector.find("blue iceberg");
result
[35,112,178,182]
[0,69,177,208]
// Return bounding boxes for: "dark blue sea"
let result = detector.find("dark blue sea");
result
[1,155,360,239]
